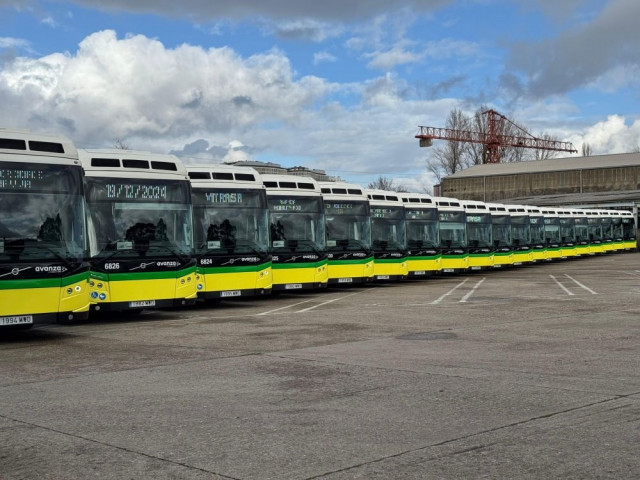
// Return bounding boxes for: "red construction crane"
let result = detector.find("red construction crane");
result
[415,109,577,164]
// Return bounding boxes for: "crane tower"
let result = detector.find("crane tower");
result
[415,109,577,164]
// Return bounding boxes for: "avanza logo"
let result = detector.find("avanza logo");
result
[35,266,68,273]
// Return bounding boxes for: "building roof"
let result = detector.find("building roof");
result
[503,189,640,207]
[446,152,640,179]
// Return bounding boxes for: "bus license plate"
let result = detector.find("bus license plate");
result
[443,269,454,273]
[413,271,426,275]
[377,275,390,280]
[0,315,33,326]
[285,284,302,290]
[129,300,156,308]
[470,266,481,270]
[220,290,241,297]
[338,278,353,283]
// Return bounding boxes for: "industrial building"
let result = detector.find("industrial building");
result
[441,152,640,216]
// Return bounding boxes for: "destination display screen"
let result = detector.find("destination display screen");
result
[491,214,510,225]
[466,213,491,223]
[192,189,266,208]
[405,209,437,221]
[85,178,190,203]
[510,216,529,225]
[544,217,560,225]
[268,196,322,213]
[325,201,368,216]
[439,212,465,223]
[530,217,542,225]
[371,206,404,220]
[0,162,82,194]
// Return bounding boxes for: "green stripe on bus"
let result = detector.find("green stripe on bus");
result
[93,265,196,282]
[328,257,374,266]
[0,271,89,290]
[272,260,327,270]
[200,262,272,274]
[374,257,407,264]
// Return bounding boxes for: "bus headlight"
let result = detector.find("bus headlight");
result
[197,284,203,290]
[66,288,73,295]
[99,293,107,300]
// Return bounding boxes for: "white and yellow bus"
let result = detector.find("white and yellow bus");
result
[263,174,328,291]
[461,200,493,270]
[80,149,197,313]
[319,182,374,285]
[434,197,468,273]
[400,192,441,277]
[558,208,579,258]
[188,165,272,299]
[486,202,514,267]
[542,207,563,260]
[525,206,547,262]
[366,189,408,281]
[505,204,533,265]
[1,129,90,328]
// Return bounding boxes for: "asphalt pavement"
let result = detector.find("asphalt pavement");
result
[2,253,640,479]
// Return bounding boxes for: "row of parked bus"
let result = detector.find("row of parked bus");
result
[0,129,636,329]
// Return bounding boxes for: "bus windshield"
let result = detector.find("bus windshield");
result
[529,217,545,245]
[325,201,371,252]
[544,218,561,244]
[574,218,588,244]
[466,213,491,248]
[192,188,269,255]
[492,214,511,247]
[370,206,406,251]
[510,216,531,247]
[439,211,466,248]
[0,162,86,264]
[268,195,325,253]
[405,208,438,249]
[560,218,576,244]
[84,178,192,260]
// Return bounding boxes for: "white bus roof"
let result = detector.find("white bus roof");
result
[187,164,264,189]
[78,149,188,179]
[318,181,367,201]
[365,188,404,206]
[399,192,435,207]
[0,128,78,160]
[262,174,322,194]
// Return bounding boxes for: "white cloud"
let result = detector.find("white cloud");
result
[0,30,330,145]
[0,37,30,49]
[567,115,640,155]
[313,51,337,65]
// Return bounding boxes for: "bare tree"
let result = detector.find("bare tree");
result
[532,134,562,161]
[631,144,640,153]
[367,176,408,192]
[581,142,592,157]
[113,138,130,150]
[426,108,470,182]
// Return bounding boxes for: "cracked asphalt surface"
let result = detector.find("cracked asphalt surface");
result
[2,253,640,479]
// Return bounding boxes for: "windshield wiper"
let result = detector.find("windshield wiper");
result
[146,244,190,263]
[233,240,268,257]
[294,239,325,256]
[3,238,79,270]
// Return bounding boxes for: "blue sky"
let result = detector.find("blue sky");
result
[1,0,640,191]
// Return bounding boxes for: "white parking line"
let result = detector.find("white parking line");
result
[255,298,319,316]
[459,277,487,303]
[431,278,469,304]
[549,274,574,296]
[564,274,597,295]
[296,290,368,313]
